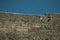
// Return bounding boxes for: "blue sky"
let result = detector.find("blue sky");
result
[0,0,60,15]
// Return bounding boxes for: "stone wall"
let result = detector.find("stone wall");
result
[0,12,60,40]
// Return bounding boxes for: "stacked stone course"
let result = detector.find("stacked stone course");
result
[0,12,60,40]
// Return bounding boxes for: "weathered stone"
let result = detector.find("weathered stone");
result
[0,12,60,40]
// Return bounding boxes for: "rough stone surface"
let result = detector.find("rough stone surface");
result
[0,12,60,40]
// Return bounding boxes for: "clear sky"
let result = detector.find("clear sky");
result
[0,0,60,15]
